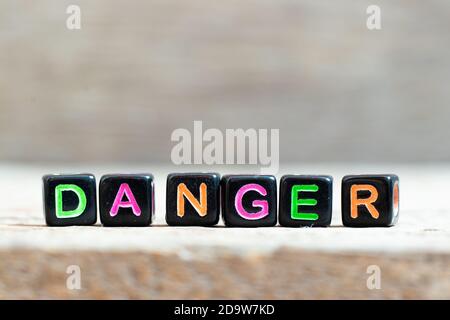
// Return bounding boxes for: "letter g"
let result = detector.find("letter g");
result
[234,183,269,220]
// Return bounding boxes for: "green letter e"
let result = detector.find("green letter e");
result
[55,184,87,218]
[291,184,319,221]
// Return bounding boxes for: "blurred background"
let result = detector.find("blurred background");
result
[1,0,449,165]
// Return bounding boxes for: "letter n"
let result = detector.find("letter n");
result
[177,183,207,217]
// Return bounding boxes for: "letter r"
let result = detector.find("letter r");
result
[350,184,380,219]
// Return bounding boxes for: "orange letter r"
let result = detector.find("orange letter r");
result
[350,184,380,219]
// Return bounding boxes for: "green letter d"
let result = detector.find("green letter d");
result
[55,184,87,218]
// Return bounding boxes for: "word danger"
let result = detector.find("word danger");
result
[43,173,399,228]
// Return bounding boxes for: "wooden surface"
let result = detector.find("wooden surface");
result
[0,163,449,299]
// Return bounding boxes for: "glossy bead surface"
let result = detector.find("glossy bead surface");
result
[43,174,97,226]
[341,174,399,227]
[99,174,154,227]
[279,175,333,227]
[166,173,220,226]
[221,175,277,227]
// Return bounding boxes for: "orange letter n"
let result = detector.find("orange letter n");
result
[177,183,207,217]
[350,184,380,219]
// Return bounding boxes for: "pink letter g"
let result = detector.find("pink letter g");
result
[234,183,269,220]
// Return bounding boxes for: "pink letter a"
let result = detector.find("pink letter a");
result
[110,183,141,217]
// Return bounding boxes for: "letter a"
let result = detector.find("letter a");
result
[177,183,207,217]
[110,183,141,217]
[66,5,81,30]
[366,5,381,30]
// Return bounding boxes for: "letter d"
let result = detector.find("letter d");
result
[55,184,87,218]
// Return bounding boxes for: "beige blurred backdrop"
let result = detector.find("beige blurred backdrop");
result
[0,0,449,164]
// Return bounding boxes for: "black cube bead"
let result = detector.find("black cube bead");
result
[99,174,154,227]
[342,174,399,227]
[221,175,277,227]
[166,173,220,226]
[279,175,333,227]
[43,174,97,226]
